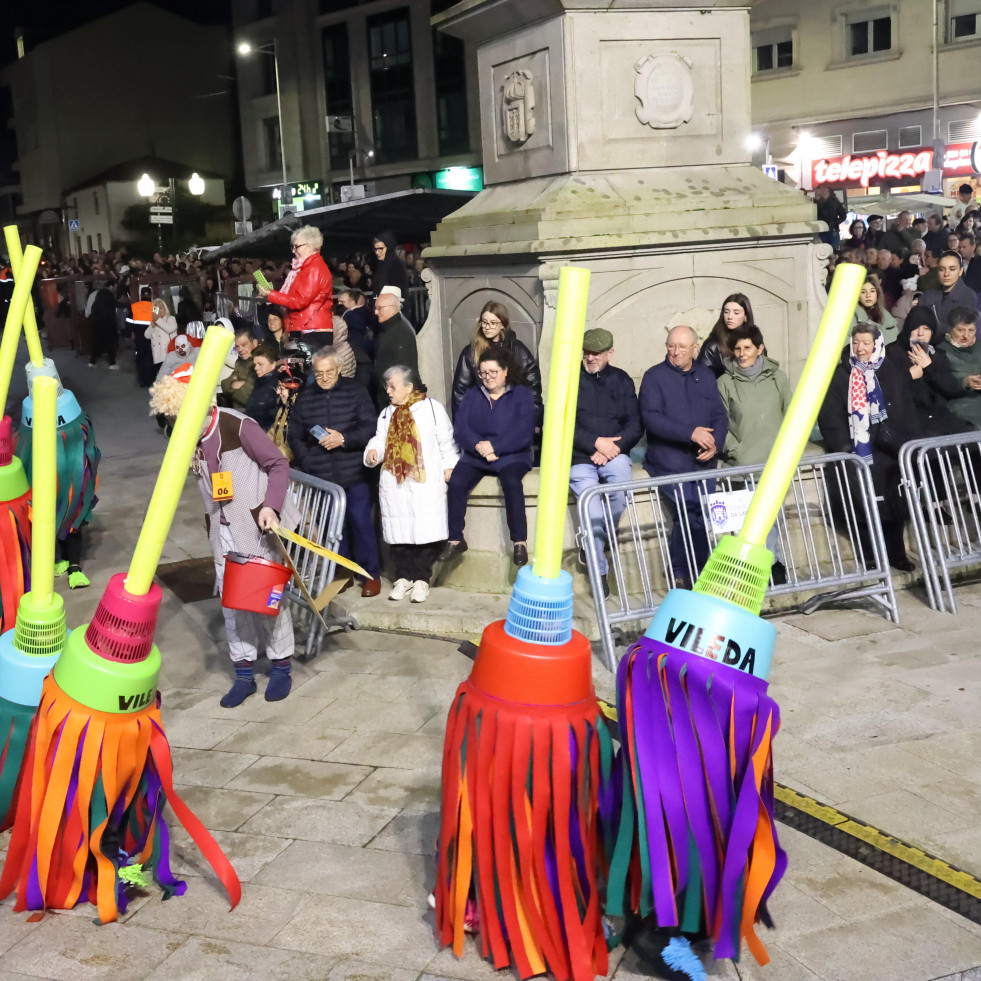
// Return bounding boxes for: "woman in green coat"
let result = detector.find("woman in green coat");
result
[718,324,792,466]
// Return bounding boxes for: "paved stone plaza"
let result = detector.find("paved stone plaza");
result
[0,343,979,980]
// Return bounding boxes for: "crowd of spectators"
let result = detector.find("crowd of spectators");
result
[22,189,981,605]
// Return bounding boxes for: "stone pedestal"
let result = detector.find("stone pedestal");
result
[419,0,828,596]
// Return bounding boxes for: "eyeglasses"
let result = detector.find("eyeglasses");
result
[291,244,304,252]
[666,344,694,353]
[478,368,503,378]
[314,368,339,379]
[373,246,386,252]
[480,318,502,328]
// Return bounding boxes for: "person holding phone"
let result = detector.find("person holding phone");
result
[287,346,382,596]
[885,307,970,438]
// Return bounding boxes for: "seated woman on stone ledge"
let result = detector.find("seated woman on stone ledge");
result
[440,345,537,568]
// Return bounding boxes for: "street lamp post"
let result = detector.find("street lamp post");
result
[138,173,206,252]
[237,40,288,216]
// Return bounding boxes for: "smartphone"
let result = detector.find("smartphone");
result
[310,425,328,440]
[254,269,272,290]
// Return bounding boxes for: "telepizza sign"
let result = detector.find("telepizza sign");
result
[811,142,979,189]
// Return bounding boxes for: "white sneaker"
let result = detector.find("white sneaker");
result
[410,580,430,603]
[389,578,412,601]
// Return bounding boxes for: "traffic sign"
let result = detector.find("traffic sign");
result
[68,218,81,231]
[150,206,173,213]
[149,214,174,224]
[232,196,253,221]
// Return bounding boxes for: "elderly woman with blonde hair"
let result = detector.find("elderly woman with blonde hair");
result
[257,224,334,360]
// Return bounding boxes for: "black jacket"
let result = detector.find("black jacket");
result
[818,346,920,457]
[572,364,642,466]
[886,308,972,437]
[287,377,377,488]
[451,332,543,418]
[371,230,410,298]
[372,312,419,403]
[245,373,281,432]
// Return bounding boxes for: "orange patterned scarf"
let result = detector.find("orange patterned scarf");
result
[383,390,427,484]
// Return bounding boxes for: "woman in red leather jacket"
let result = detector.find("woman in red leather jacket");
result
[258,224,333,362]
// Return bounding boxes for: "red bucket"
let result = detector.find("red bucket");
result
[221,552,292,616]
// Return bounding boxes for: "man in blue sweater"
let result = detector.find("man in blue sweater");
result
[569,328,642,596]
[639,324,728,589]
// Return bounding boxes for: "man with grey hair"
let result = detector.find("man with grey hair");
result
[639,324,727,588]
[287,346,382,596]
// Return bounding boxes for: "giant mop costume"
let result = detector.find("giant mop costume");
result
[607,263,865,967]
[0,243,41,634]
[6,228,100,585]
[0,325,242,921]
[0,375,66,827]
[435,268,619,981]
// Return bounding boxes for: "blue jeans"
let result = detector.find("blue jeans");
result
[570,455,633,575]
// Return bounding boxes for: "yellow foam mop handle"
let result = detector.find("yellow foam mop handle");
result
[273,527,370,579]
[3,227,45,368]
[30,376,58,605]
[533,266,591,580]
[125,325,234,595]
[739,263,866,548]
[0,244,42,416]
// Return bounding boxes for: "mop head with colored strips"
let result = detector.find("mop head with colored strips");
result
[608,639,784,963]
[436,667,619,981]
[0,417,31,633]
[17,406,100,539]
[0,672,239,920]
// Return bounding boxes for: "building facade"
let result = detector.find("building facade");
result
[0,2,236,253]
[749,0,981,207]
[232,0,481,215]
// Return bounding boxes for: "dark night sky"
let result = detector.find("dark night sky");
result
[1,0,231,68]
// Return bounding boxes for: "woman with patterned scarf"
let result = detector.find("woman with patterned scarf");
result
[818,324,918,570]
[364,365,459,603]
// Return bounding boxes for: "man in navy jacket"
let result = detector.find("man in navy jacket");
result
[570,328,642,594]
[639,324,728,588]
[288,346,382,596]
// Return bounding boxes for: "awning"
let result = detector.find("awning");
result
[843,191,950,216]
[209,187,474,260]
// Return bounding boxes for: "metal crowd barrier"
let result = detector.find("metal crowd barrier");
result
[899,432,981,613]
[577,453,898,671]
[284,470,358,656]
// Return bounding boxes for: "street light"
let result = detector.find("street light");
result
[237,39,288,216]
[137,173,206,250]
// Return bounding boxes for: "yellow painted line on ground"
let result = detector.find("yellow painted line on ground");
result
[776,783,981,899]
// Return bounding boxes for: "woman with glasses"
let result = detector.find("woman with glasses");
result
[450,300,542,419]
[370,230,409,299]
[441,346,536,567]
[257,224,334,361]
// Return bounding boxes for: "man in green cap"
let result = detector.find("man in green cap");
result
[570,328,641,596]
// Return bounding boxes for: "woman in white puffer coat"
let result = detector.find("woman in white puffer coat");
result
[145,299,178,375]
[364,364,458,603]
